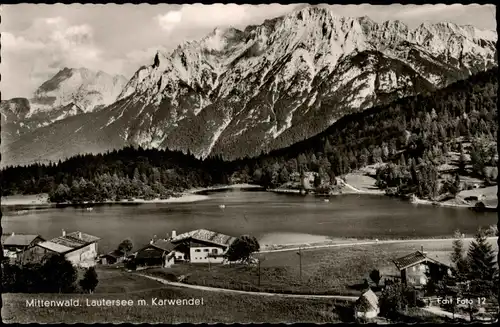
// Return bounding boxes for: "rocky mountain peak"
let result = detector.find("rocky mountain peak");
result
[29,67,128,114]
[3,9,497,167]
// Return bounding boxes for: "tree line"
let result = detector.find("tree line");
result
[1,147,232,203]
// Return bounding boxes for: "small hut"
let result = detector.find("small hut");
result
[355,289,380,319]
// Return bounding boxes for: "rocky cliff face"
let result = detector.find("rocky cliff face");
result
[2,7,497,166]
[1,68,128,148]
[30,67,128,114]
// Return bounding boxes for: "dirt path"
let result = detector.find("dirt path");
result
[258,237,498,254]
[135,274,357,301]
[337,179,364,193]
[422,306,470,321]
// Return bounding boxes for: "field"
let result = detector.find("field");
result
[2,266,347,323]
[341,172,385,194]
[4,239,491,323]
[142,238,498,296]
[1,193,49,205]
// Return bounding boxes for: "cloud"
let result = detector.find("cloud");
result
[1,32,46,51]
[1,17,127,98]
[155,4,300,34]
[125,45,170,68]
[157,11,183,33]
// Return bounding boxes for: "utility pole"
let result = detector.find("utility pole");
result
[258,259,261,286]
[257,257,265,287]
[296,247,302,283]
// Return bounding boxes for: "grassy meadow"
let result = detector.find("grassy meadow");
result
[143,238,498,296]
[2,265,347,323]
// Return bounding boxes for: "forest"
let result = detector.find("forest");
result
[1,68,497,203]
[1,148,232,203]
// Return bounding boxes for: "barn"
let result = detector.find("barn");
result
[134,239,176,268]
[355,289,380,319]
[1,232,45,264]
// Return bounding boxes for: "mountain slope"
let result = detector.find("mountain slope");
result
[30,67,128,114]
[0,68,128,147]
[3,7,497,167]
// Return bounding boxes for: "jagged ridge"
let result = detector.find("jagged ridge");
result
[2,7,497,167]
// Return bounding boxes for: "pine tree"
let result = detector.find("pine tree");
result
[467,230,498,282]
[452,174,461,196]
[450,230,468,280]
[399,153,407,167]
[324,139,333,154]
[458,150,467,174]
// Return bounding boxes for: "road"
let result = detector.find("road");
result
[259,237,498,254]
[136,274,357,301]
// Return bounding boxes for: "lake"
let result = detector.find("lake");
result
[2,189,497,253]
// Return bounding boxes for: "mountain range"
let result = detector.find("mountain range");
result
[1,7,497,167]
[1,68,127,146]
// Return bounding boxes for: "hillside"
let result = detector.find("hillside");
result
[227,68,498,201]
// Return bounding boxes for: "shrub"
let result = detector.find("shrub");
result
[379,283,416,318]
[40,255,78,293]
[369,269,381,287]
[79,267,99,294]
[224,235,260,263]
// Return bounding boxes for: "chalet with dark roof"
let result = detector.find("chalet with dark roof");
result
[1,232,45,264]
[99,250,125,265]
[134,238,177,268]
[393,249,451,287]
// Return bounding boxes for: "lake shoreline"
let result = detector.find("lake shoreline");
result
[2,184,494,211]
[1,183,263,207]
[1,193,210,207]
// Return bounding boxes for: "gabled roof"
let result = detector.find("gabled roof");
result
[150,239,176,252]
[49,231,100,249]
[136,239,176,257]
[37,241,74,254]
[358,289,379,311]
[393,251,450,270]
[171,229,236,247]
[1,234,43,247]
[103,250,124,259]
[37,231,100,254]
[65,231,100,243]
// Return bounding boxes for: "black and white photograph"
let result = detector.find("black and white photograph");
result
[0,2,498,324]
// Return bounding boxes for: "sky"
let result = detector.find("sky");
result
[0,4,496,99]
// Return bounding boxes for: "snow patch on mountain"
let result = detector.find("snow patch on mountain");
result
[31,68,128,114]
[201,116,232,159]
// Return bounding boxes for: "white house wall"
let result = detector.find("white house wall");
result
[174,250,185,261]
[190,246,225,263]
[65,243,98,268]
